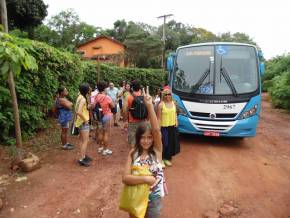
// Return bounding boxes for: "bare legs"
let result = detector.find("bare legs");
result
[79,130,89,159]
[61,128,68,145]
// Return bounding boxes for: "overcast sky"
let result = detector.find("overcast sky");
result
[43,0,290,60]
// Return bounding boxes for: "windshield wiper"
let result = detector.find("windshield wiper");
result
[220,66,238,97]
[191,68,210,93]
[191,58,212,93]
[219,55,238,97]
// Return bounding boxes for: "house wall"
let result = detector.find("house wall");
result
[77,38,125,67]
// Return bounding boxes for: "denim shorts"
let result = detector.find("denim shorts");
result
[79,123,90,131]
[146,196,162,218]
[99,114,112,128]
[61,122,70,129]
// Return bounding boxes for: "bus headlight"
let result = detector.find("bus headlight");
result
[239,105,258,120]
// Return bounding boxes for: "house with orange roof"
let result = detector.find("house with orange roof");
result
[77,35,125,67]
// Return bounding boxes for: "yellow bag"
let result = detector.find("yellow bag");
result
[119,166,152,218]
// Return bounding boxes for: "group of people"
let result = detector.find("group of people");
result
[55,79,180,217]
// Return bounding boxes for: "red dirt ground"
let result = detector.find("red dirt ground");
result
[0,93,290,218]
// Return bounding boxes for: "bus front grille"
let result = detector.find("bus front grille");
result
[189,119,236,132]
[190,111,237,119]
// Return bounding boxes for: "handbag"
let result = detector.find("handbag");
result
[119,166,152,218]
[71,122,79,135]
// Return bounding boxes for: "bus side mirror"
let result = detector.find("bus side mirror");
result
[260,62,265,75]
[166,55,174,72]
[257,50,265,75]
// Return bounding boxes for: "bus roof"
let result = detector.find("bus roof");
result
[177,42,258,50]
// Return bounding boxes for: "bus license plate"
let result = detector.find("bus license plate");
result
[204,131,220,137]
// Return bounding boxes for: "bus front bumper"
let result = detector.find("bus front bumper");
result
[178,115,259,137]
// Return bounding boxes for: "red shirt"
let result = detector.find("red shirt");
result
[95,93,112,116]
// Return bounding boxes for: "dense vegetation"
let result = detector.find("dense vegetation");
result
[263,55,290,110]
[0,34,166,144]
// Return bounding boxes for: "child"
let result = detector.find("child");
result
[122,87,165,218]
[95,81,114,156]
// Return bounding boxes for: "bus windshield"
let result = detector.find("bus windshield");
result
[173,45,259,95]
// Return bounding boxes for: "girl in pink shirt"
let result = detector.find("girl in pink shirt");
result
[95,81,114,156]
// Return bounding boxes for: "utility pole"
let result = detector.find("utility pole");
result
[157,14,173,69]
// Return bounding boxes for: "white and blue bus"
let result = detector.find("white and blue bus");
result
[167,42,265,137]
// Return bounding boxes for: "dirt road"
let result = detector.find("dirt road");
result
[1,94,290,218]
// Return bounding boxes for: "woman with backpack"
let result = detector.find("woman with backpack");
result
[95,81,115,156]
[124,80,148,148]
[56,87,74,150]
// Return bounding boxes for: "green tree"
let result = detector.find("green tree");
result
[112,19,127,42]
[219,31,256,44]
[160,20,193,51]
[47,9,80,50]
[232,32,256,44]
[34,24,60,46]
[73,22,99,46]
[6,0,48,38]
[45,9,98,51]
[192,27,218,43]
[123,22,162,68]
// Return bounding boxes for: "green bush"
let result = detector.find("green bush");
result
[262,54,290,110]
[270,71,290,109]
[263,55,290,92]
[83,63,166,92]
[0,36,166,144]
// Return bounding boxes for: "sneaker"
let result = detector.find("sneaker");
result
[62,143,74,150]
[97,147,104,153]
[163,160,172,167]
[78,158,90,167]
[84,155,92,162]
[102,149,113,156]
[161,161,166,169]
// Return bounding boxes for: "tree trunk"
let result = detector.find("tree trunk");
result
[1,0,23,148]
[27,25,34,39]
[8,71,23,148]
[0,0,8,29]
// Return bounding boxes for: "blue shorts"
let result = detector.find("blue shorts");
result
[99,114,112,129]
[61,122,70,129]
[79,123,90,131]
[146,196,162,218]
